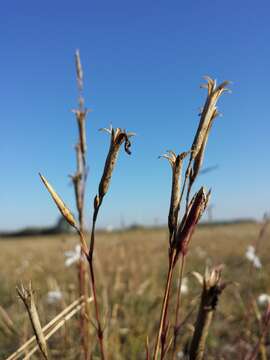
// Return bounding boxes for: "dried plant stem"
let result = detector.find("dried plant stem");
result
[246,309,270,360]
[89,206,100,261]
[71,49,91,360]
[85,204,106,359]
[11,297,93,360]
[171,254,186,358]
[17,284,49,360]
[153,250,176,360]
[145,336,150,360]
[0,304,17,336]
[189,267,225,360]
[84,126,134,359]
[189,302,214,360]
[8,297,89,360]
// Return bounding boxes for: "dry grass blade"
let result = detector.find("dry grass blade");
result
[16,283,49,360]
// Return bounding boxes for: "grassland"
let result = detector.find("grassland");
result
[1,222,269,359]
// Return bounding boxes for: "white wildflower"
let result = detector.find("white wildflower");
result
[177,350,184,358]
[195,246,206,259]
[47,290,63,304]
[245,245,262,269]
[106,225,114,232]
[258,294,270,306]
[181,277,189,294]
[64,244,81,267]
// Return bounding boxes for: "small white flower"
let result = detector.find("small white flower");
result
[106,225,114,232]
[47,290,63,304]
[181,277,189,294]
[195,246,206,259]
[258,294,270,306]
[64,244,81,267]
[177,350,184,359]
[245,245,262,269]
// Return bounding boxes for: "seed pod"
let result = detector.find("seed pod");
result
[98,127,135,203]
[89,126,135,258]
[191,77,229,160]
[174,187,210,257]
[39,173,77,228]
[160,151,189,239]
[188,109,219,191]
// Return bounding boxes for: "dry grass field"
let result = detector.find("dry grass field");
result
[1,222,269,359]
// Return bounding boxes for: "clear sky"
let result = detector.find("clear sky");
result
[1,0,270,231]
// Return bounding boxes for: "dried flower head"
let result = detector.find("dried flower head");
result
[191,77,230,160]
[190,109,219,185]
[96,126,135,207]
[89,126,135,259]
[189,266,226,360]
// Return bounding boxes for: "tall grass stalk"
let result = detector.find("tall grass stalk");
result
[71,49,91,359]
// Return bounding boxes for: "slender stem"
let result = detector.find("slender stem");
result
[153,250,176,360]
[72,51,90,360]
[145,336,150,360]
[89,207,99,261]
[88,258,106,360]
[171,255,185,359]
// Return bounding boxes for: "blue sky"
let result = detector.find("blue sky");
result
[1,0,270,230]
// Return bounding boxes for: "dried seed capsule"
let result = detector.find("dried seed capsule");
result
[191,77,229,160]
[160,151,189,239]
